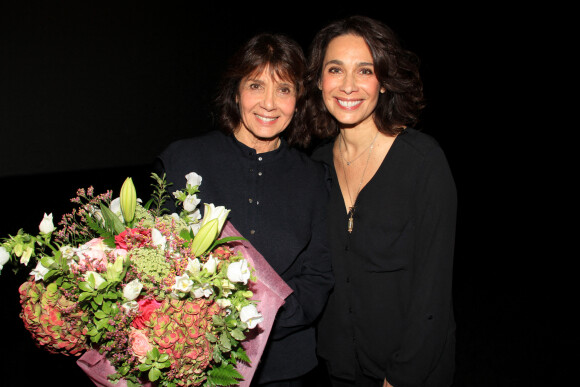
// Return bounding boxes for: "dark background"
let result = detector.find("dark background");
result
[0,2,561,386]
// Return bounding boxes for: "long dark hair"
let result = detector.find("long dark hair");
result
[305,15,425,139]
[214,33,311,148]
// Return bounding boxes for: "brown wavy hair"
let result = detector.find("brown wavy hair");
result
[304,15,425,140]
[214,33,311,148]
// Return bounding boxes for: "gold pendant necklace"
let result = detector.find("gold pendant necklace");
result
[338,131,379,233]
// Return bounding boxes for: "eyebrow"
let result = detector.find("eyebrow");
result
[324,59,374,67]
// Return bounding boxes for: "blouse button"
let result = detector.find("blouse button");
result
[258,172,262,176]
[258,157,263,161]
[248,198,253,203]
[250,230,256,235]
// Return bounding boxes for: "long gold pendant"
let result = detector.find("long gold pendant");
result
[347,207,354,233]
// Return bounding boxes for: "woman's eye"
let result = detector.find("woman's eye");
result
[360,68,374,75]
[249,83,261,90]
[328,66,342,74]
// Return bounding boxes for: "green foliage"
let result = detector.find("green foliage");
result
[149,172,172,217]
[207,363,243,386]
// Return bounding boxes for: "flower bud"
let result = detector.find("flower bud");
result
[191,218,218,257]
[120,177,137,223]
[39,213,55,234]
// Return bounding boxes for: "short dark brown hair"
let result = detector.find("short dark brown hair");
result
[214,33,311,148]
[305,15,425,139]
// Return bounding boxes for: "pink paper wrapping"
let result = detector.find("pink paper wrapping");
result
[77,221,293,387]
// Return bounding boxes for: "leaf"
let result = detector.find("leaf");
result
[99,203,126,235]
[208,236,247,252]
[179,229,192,241]
[143,198,154,211]
[232,347,251,364]
[207,364,243,386]
[94,310,107,319]
[78,282,93,292]
[149,367,161,382]
[40,256,55,268]
[219,332,232,351]
[230,329,245,341]
[78,292,92,302]
[158,353,169,363]
[95,293,104,305]
[206,332,218,343]
[138,364,152,372]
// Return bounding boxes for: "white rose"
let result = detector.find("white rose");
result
[172,273,194,293]
[240,304,263,329]
[30,261,50,281]
[203,255,217,274]
[186,258,201,275]
[84,271,106,289]
[151,228,167,250]
[183,194,201,212]
[185,172,202,188]
[0,246,10,269]
[39,213,55,234]
[227,259,250,284]
[123,278,143,301]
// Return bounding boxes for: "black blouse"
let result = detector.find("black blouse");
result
[156,130,334,384]
[312,128,457,387]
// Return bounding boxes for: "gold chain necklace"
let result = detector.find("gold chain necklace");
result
[338,131,379,233]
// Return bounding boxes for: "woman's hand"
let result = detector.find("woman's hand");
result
[383,379,393,387]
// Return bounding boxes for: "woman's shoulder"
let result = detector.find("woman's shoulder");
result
[396,128,446,158]
[159,130,228,159]
[310,138,334,163]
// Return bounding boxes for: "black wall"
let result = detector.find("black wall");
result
[0,2,561,386]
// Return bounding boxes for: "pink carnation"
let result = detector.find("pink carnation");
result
[115,228,151,250]
[132,297,162,329]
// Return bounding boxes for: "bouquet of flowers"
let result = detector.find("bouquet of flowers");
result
[0,172,265,386]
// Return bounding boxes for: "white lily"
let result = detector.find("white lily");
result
[200,203,230,234]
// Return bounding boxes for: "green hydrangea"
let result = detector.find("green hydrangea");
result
[134,204,156,228]
[130,247,170,290]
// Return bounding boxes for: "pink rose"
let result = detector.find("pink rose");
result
[132,298,162,329]
[130,329,152,359]
[75,238,109,271]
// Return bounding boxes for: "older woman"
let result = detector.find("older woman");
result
[156,33,333,386]
[307,16,457,387]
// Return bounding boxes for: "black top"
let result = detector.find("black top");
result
[311,128,457,387]
[156,130,334,384]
